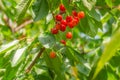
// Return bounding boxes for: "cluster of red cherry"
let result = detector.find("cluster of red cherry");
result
[50,4,85,58]
[51,4,85,46]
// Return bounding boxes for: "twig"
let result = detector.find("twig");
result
[2,15,33,33]
[25,47,45,73]
[14,19,33,32]
[3,14,14,32]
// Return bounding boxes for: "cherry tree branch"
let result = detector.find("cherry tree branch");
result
[14,19,33,32]
[25,47,45,73]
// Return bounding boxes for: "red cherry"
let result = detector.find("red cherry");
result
[60,40,66,45]
[60,24,66,32]
[51,27,58,34]
[72,17,79,26]
[68,21,74,28]
[72,10,78,17]
[55,23,61,30]
[73,20,77,26]
[59,4,66,13]
[74,17,79,22]
[66,32,72,39]
[78,11,85,19]
[55,14,62,21]
[66,16,73,22]
[50,52,56,58]
[61,20,67,26]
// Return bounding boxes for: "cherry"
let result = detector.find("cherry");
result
[59,4,66,13]
[74,17,79,22]
[51,27,58,34]
[78,11,85,19]
[60,24,66,32]
[55,23,61,30]
[61,20,67,26]
[72,20,77,26]
[72,17,79,26]
[66,16,73,22]
[55,14,62,21]
[66,32,72,39]
[50,52,56,58]
[60,40,66,45]
[68,21,74,28]
[72,10,78,17]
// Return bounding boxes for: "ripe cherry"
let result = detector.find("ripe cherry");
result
[68,21,74,28]
[59,4,66,13]
[66,32,72,39]
[55,23,61,30]
[51,27,58,34]
[55,14,62,21]
[72,10,78,17]
[60,24,66,32]
[50,52,56,58]
[73,17,79,26]
[60,40,66,45]
[78,11,85,19]
[66,16,73,22]
[61,20,67,26]
[74,17,79,22]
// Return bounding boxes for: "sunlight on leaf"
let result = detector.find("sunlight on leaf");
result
[92,28,120,79]
[82,0,96,10]
[0,40,19,54]
[11,47,27,67]
[105,0,113,8]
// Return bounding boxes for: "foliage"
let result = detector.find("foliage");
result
[0,0,120,80]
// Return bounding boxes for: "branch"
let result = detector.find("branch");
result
[2,15,33,32]
[14,19,33,32]
[25,47,45,73]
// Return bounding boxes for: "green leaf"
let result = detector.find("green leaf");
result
[38,33,56,48]
[32,0,49,21]
[105,0,113,8]
[94,67,107,80]
[106,66,119,80]
[2,62,22,80]
[0,69,5,77]
[88,18,98,37]
[61,0,71,13]
[48,0,60,11]
[62,47,77,66]
[92,28,120,79]
[36,74,52,80]
[101,9,118,24]
[109,54,120,67]
[67,46,86,63]
[77,63,91,76]
[89,8,101,21]
[0,48,17,68]
[43,49,66,80]
[16,0,33,22]
[79,16,98,37]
